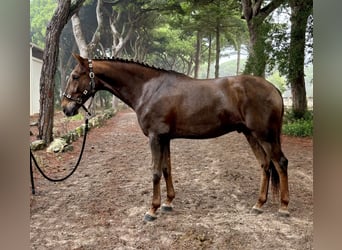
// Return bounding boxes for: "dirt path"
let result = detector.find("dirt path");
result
[30,110,313,249]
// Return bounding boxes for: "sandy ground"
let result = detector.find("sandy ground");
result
[30,109,313,249]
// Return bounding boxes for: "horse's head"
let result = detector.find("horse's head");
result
[61,54,97,116]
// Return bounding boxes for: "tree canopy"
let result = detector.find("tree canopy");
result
[30,0,57,48]
[31,0,314,141]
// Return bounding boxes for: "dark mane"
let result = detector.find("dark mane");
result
[93,56,187,77]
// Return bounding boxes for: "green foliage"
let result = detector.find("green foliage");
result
[30,0,57,47]
[244,20,273,76]
[144,0,246,75]
[68,113,84,121]
[153,24,196,55]
[282,110,313,137]
[283,119,313,137]
[284,109,313,123]
[147,22,196,72]
[30,0,313,120]
[268,4,313,84]
[266,70,286,93]
[199,57,247,78]
[267,20,290,78]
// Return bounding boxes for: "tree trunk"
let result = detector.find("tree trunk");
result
[194,31,201,79]
[133,34,147,62]
[112,96,119,109]
[71,0,105,116]
[215,22,220,78]
[244,20,267,76]
[38,0,85,144]
[71,0,104,58]
[236,43,241,75]
[71,13,88,57]
[206,34,212,79]
[241,0,284,76]
[38,0,71,144]
[288,0,312,117]
[109,8,134,57]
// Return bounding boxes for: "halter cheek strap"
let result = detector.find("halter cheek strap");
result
[63,59,96,105]
[88,59,96,91]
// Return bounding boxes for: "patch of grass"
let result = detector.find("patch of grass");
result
[282,110,313,137]
[68,113,84,121]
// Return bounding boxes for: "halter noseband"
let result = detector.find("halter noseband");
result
[63,59,96,115]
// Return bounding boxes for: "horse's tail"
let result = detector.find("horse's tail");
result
[269,160,280,199]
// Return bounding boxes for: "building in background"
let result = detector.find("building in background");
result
[30,43,43,115]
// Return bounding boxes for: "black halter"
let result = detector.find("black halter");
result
[63,59,96,116]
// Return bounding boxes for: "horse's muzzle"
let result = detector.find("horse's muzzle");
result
[62,101,79,117]
[63,107,79,117]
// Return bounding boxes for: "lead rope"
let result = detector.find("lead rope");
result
[30,108,91,195]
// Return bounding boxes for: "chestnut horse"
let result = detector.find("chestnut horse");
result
[61,54,289,221]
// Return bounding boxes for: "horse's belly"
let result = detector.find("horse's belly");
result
[172,117,240,139]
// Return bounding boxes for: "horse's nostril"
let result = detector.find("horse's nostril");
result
[63,107,72,116]
[62,105,78,117]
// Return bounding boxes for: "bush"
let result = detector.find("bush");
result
[282,110,313,137]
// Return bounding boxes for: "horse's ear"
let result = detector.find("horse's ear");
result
[72,53,81,61]
[72,53,87,66]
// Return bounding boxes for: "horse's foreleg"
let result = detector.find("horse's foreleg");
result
[161,141,175,212]
[144,135,163,221]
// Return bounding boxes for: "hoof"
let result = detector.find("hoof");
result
[161,204,173,212]
[278,209,290,217]
[144,213,157,222]
[251,205,263,214]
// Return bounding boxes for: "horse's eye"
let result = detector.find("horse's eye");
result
[72,74,80,80]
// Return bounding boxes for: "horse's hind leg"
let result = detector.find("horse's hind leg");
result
[161,141,175,212]
[271,145,290,216]
[253,168,271,214]
[257,140,290,216]
[244,133,271,213]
